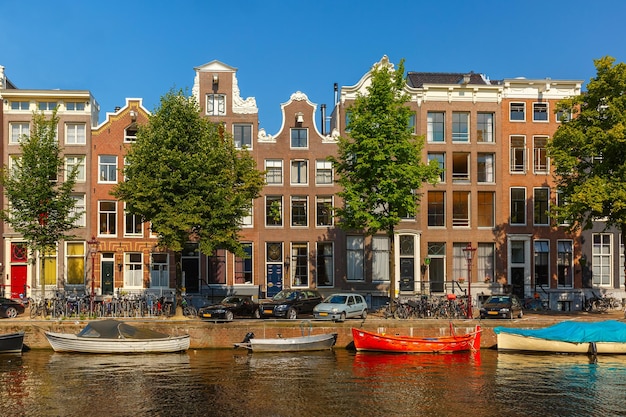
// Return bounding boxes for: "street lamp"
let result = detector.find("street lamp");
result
[462,243,476,319]
[87,236,100,307]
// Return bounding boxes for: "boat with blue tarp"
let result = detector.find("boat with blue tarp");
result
[495,320,626,354]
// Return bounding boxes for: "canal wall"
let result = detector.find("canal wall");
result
[0,312,604,350]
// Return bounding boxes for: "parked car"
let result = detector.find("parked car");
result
[259,289,323,319]
[313,293,368,322]
[0,297,26,318]
[198,296,260,321]
[479,294,523,319]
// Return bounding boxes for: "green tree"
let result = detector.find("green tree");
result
[548,56,626,288]
[113,89,264,292]
[0,109,81,291]
[329,58,441,298]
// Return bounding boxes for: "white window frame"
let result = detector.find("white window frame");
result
[427,111,445,142]
[291,128,308,148]
[123,252,144,288]
[71,194,86,227]
[316,242,334,287]
[510,135,526,173]
[533,102,549,122]
[65,156,86,182]
[291,196,308,227]
[347,236,365,281]
[372,236,390,282]
[233,123,253,149]
[315,160,333,185]
[124,203,143,237]
[510,187,527,226]
[206,94,226,116]
[510,102,525,121]
[98,200,117,236]
[98,155,118,183]
[265,159,283,185]
[533,187,550,226]
[452,112,470,142]
[533,136,549,173]
[290,160,308,185]
[65,123,86,145]
[316,196,333,227]
[476,112,494,142]
[477,153,494,183]
[592,234,612,287]
[10,122,29,144]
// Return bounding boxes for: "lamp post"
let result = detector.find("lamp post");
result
[87,236,100,310]
[462,243,476,319]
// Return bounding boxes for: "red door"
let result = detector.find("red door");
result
[10,265,27,299]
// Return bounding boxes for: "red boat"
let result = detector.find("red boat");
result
[351,325,481,353]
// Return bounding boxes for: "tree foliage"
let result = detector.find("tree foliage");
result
[548,56,626,283]
[330,58,441,236]
[113,89,265,259]
[0,109,80,259]
[548,56,626,231]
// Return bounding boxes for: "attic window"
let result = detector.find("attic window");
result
[125,124,137,142]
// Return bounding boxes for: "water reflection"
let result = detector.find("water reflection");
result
[0,349,625,416]
[496,353,626,416]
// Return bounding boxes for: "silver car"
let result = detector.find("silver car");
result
[313,293,368,322]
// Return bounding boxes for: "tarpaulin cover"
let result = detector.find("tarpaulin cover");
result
[77,319,169,339]
[494,320,626,343]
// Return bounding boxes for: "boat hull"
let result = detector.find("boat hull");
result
[497,332,626,354]
[236,333,338,352]
[0,331,25,354]
[351,326,481,353]
[44,332,190,354]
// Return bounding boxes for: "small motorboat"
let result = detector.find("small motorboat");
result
[351,324,481,353]
[234,321,337,352]
[495,320,626,354]
[0,331,25,354]
[44,319,190,353]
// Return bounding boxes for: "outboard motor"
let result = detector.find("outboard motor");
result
[241,332,255,344]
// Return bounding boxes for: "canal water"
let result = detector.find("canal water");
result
[1,348,625,417]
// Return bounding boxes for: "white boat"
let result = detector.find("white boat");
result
[44,319,190,354]
[495,320,626,354]
[234,331,338,352]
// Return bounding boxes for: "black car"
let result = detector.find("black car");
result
[0,297,26,318]
[479,294,523,319]
[259,289,323,320]
[198,296,260,321]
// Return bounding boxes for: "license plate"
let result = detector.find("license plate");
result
[488,311,498,315]
[319,312,328,316]
[202,313,212,318]
[263,309,273,314]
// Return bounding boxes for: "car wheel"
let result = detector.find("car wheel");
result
[5,307,18,319]
[361,309,368,319]
[252,309,260,319]
[287,308,297,320]
[338,312,346,322]
[225,311,234,322]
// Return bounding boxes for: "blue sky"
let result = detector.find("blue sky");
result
[2,0,625,134]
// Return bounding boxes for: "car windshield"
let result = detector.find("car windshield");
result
[272,291,296,301]
[222,297,239,304]
[325,295,347,304]
[489,296,511,303]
